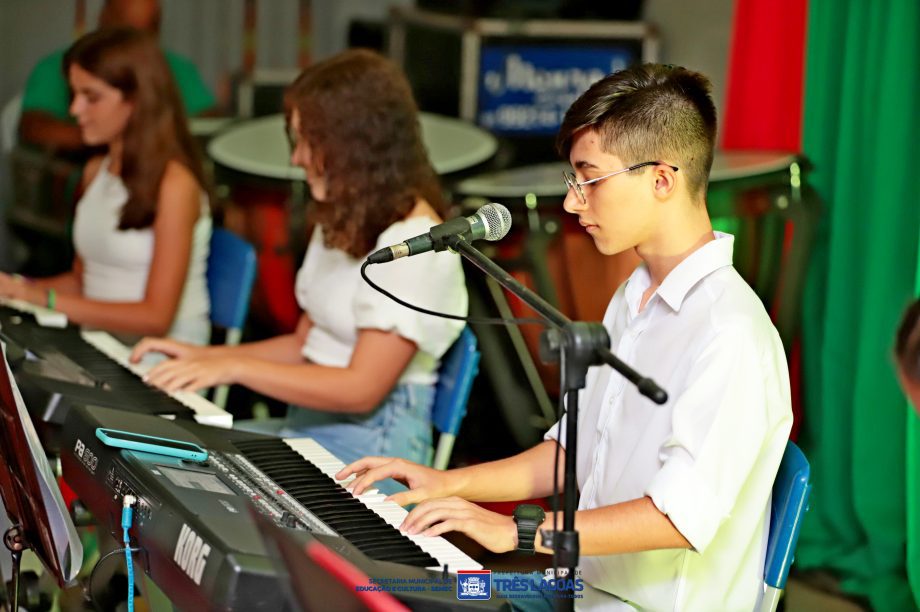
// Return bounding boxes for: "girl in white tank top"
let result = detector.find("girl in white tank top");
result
[0,29,212,345]
[72,157,211,344]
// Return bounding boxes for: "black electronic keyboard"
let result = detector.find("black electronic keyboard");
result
[0,305,231,428]
[60,404,507,611]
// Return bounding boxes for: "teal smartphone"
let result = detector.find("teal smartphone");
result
[95,428,209,462]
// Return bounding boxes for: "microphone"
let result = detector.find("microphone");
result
[366,203,512,264]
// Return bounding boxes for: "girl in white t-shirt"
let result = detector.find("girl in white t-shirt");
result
[0,28,211,345]
[131,50,468,473]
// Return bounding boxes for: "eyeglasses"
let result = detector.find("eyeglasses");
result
[562,161,679,204]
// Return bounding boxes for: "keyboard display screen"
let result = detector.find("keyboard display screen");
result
[159,465,236,495]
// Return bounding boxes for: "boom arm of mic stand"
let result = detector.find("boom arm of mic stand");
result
[597,349,668,405]
[446,236,569,329]
[447,235,668,404]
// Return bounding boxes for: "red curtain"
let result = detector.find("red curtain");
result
[721,0,810,439]
[721,0,808,151]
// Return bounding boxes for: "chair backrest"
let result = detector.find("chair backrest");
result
[430,327,480,470]
[207,228,257,334]
[207,228,257,409]
[761,440,812,611]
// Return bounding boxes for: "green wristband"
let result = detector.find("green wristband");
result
[46,288,56,310]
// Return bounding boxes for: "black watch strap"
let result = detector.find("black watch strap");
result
[517,523,539,553]
[514,504,545,554]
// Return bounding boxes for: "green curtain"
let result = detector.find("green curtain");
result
[797,0,920,609]
[910,227,920,608]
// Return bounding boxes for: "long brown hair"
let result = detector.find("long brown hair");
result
[64,28,207,230]
[285,49,446,258]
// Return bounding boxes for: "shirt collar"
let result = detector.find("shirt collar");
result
[624,232,735,314]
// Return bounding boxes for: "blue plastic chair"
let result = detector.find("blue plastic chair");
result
[207,228,257,408]
[430,327,481,470]
[761,440,812,612]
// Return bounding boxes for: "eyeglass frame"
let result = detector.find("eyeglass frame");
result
[562,161,679,204]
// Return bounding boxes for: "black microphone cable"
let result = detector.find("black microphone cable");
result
[363,254,571,580]
[359,260,547,328]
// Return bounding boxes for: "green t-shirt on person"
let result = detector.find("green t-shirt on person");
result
[21,48,216,120]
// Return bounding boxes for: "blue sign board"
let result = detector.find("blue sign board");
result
[477,45,636,135]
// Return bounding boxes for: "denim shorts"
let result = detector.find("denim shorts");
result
[236,383,434,495]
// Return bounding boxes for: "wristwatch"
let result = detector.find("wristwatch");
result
[513,504,546,554]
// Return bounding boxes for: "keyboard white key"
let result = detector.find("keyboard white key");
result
[80,331,233,429]
[284,437,483,572]
[0,298,68,328]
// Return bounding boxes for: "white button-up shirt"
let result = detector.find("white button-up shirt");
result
[546,232,792,611]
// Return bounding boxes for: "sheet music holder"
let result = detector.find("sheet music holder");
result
[251,507,408,612]
[0,342,82,609]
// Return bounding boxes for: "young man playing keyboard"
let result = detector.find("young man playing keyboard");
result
[339,63,793,611]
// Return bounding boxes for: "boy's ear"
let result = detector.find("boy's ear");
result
[652,165,678,199]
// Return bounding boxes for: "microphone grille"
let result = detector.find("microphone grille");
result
[480,203,512,241]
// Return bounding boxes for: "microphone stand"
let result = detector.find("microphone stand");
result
[443,235,667,611]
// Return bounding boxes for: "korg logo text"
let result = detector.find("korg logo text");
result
[173,524,211,585]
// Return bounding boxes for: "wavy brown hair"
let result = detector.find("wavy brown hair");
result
[64,28,208,230]
[285,49,445,258]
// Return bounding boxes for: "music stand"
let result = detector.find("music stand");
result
[250,508,407,612]
[0,342,82,609]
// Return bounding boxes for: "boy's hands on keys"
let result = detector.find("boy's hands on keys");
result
[338,456,454,507]
[337,457,519,553]
[401,497,518,553]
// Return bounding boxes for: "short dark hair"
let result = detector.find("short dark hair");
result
[557,63,717,197]
[896,299,920,382]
